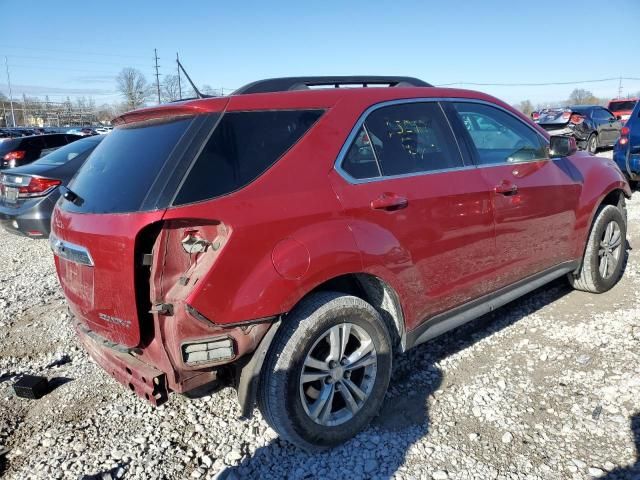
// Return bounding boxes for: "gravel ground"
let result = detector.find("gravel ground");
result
[1,151,639,480]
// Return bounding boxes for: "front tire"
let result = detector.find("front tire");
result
[569,204,626,293]
[258,292,392,451]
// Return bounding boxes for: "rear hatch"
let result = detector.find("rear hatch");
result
[609,100,638,123]
[51,102,227,347]
[536,108,585,134]
[536,109,572,131]
[0,166,61,209]
[0,136,102,210]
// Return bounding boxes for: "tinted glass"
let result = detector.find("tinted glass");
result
[64,117,192,214]
[453,102,547,164]
[34,137,102,166]
[363,102,462,176]
[342,127,381,179]
[174,110,323,205]
[25,137,45,149]
[609,101,636,112]
[591,109,609,120]
[44,134,70,148]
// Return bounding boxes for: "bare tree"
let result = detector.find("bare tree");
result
[515,100,534,116]
[161,74,181,103]
[200,84,219,96]
[567,88,600,106]
[116,68,151,110]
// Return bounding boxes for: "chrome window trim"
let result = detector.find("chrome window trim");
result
[49,233,94,267]
[334,97,550,185]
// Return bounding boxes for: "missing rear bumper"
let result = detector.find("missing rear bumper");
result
[74,319,169,406]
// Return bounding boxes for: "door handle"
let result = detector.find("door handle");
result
[370,193,408,211]
[494,181,518,196]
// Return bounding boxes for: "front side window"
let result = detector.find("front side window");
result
[174,109,323,205]
[452,102,548,165]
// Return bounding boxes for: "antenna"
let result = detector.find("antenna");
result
[176,58,205,99]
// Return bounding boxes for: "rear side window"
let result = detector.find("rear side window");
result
[452,102,548,165]
[174,110,323,205]
[64,117,193,214]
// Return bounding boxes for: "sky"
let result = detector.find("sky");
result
[1,0,639,107]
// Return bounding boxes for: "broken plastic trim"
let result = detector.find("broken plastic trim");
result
[185,303,278,328]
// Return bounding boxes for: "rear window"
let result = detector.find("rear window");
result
[34,136,102,166]
[609,101,636,112]
[63,117,193,214]
[173,109,323,205]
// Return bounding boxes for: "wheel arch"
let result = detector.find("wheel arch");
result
[235,272,407,418]
[305,273,406,352]
[575,186,629,272]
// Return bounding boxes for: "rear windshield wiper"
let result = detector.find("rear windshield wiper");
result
[60,186,84,207]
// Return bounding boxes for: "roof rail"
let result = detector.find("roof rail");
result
[233,76,432,95]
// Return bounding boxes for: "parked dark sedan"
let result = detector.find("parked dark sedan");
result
[0,135,103,238]
[535,105,622,153]
[0,134,82,169]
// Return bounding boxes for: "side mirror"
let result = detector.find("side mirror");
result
[549,135,577,157]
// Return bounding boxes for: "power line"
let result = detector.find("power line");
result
[4,54,150,69]
[435,77,640,87]
[0,44,149,59]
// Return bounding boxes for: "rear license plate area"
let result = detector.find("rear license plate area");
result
[58,257,95,309]
[4,187,18,204]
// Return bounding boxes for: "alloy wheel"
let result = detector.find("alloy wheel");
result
[299,322,377,427]
[599,220,623,278]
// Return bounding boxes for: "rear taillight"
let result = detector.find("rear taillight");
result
[3,150,26,161]
[17,177,61,198]
[562,111,571,120]
[619,126,630,146]
[570,114,584,125]
[531,112,540,121]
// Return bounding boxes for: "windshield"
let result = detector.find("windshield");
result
[609,101,637,112]
[34,136,103,166]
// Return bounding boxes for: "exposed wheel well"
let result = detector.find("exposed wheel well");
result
[308,273,405,352]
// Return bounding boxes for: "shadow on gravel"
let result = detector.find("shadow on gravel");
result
[601,413,640,479]
[220,279,575,479]
[0,452,7,478]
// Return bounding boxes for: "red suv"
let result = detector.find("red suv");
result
[50,76,631,450]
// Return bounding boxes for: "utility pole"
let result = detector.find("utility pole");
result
[4,57,16,127]
[22,93,27,127]
[154,48,161,104]
[618,76,623,99]
[176,52,182,100]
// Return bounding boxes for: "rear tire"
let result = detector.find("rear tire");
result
[258,292,392,451]
[587,133,598,154]
[569,204,626,293]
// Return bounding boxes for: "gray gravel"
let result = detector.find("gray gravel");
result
[1,150,639,479]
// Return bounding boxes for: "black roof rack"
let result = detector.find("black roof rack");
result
[233,76,432,95]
